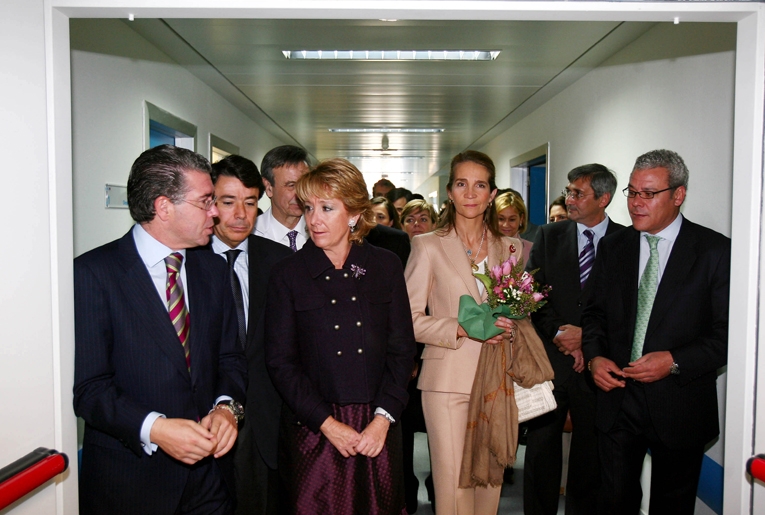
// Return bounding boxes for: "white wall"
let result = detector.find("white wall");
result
[482,22,736,238]
[70,19,285,257]
[480,22,736,512]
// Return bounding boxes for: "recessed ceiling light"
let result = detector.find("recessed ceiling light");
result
[329,128,444,133]
[282,50,499,61]
[379,19,398,22]
[344,156,424,160]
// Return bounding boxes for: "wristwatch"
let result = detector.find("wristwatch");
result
[212,400,245,424]
[669,361,680,375]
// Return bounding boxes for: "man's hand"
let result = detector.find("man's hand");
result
[150,417,216,465]
[553,324,582,354]
[570,348,585,373]
[320,416,362,458]
[200,408,238,458]
[590,356,626,392]
[623,351,674,383]
[355,415,390,458]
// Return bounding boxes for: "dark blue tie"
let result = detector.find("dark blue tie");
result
[224,249,247,348]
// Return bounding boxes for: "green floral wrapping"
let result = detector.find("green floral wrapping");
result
[458,295,524,340]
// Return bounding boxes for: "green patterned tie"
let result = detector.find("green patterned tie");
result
[631,235,661,362]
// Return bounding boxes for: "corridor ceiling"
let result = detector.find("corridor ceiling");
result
[126,18,654,190]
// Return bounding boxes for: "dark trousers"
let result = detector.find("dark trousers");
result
[523,371,599,515]
[176,457,234,515]
[597,382,704,515]
[233,422,280,515]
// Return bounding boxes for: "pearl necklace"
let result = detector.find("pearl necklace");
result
[460,225,486,272]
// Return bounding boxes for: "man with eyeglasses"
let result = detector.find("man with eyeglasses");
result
[74,144,247,514]
[195,154,291,515]
[582,149,730,514]
[523,163,623,515]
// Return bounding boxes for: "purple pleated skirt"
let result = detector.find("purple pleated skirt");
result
[279,403,406,515]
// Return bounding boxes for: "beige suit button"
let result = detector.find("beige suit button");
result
[334,325,340,330]
[325,275,331,281]
[337,351,342,356]
[343,273,349,278]
[351,296,357,301]
[331,299,337,304]
[357,348,363,354]
[356,321,362,327]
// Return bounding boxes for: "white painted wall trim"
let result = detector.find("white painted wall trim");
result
[45,2,765,514]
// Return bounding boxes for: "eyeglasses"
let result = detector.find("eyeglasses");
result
[622,187,674,200]
[561,189,592,201]
[181,196,217,211]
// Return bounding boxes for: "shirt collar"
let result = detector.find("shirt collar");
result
[211,234,248,255]
[577,215,610,240]
[262,208,307,240]
[641,213,683,243]
[132,223,185,268]
[303,239,369,279]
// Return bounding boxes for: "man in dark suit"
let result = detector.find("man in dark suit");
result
[582,149,730,514]
[524,164,623,515]
[73,145,247,514]
[197,154,291,515]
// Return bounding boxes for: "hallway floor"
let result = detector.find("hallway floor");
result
[410,433,565,515]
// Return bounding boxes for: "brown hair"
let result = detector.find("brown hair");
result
[494,192,528,235]
[436,150,501,237]
[370,196,402,230]
[295,158,374,244]
[400,199,438,225]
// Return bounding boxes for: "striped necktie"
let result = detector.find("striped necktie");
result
[631,235,661,362]
[165,253,191,372]
[579,229,595,288]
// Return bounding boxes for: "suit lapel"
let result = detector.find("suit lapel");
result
[246,236,269,344]
[441,229,482,302]
[116,233,191,380]
[558,223,584,297]
[645,222,698,340]
[620,229,642,344]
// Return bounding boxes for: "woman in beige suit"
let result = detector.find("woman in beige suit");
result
[404,151,522,515]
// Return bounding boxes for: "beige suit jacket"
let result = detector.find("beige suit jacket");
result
[405,228,522,395]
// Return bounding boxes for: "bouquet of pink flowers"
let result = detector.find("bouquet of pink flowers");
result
[458,255,550,340]
[477,255,550,316]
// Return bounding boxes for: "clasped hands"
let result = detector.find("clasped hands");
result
[150,408,238,465]
[320,415,390,459]
[589,351,674,392]
[457,316,516,346]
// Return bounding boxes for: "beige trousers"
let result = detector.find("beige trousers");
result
[421,390,502,515]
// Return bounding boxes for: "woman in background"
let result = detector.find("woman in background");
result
[495,191,533,264]
[548,195,568,223]
[266,159,416,515]
[405,150,521,515]
[400,199,438,241]
[371,196,403,230]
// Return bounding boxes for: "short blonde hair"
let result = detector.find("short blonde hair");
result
[495,192,528,235]
[400,199,438,225]
[295,158,374,244]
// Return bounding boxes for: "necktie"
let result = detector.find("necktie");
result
[631,235,661,362]
[225,249,247,349]
[579,229,595,288]
[165,253,191,372]
[287,230,298,252]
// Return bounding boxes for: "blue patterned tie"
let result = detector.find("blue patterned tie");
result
[631,235,661,362]
[579,229,595,288]
[287,230,298,252]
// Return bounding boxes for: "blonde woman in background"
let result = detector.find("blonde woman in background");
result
[495,191,534,264]
[400,199,438,241]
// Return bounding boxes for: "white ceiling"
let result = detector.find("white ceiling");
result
[126,18,655,190]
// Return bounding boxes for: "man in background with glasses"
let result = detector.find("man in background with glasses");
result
[524,163,623,515]
[74,144,247,514]
[582,149,730,514]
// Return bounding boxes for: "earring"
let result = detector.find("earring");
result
[348,219,357,233]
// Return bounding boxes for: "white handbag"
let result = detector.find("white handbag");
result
[514,380,557,423]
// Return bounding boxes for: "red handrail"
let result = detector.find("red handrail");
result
[747,454,765,482]
[0,448,69,510]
